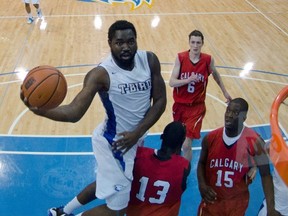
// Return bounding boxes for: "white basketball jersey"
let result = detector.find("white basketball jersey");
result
[98,50,151,143]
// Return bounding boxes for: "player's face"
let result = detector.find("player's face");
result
[109,29,137,67]
[189,36,203,55]
[224,102,246,130]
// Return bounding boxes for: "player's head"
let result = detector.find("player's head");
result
[108,20,137,41]
[188,30,204,55]
[160,121,186,153]
[189,30,204,43]
[108,20,138,66]
[225,97,249,131]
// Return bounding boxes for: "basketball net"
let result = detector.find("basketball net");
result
[270,85,288,187]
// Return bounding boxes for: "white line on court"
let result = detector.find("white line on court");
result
[0,147,202,155]
[246,0,288,37]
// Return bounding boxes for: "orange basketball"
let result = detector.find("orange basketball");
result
[21,65,67,110]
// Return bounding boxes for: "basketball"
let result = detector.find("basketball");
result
[21,65,67,110]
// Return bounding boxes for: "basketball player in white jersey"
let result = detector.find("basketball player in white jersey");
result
[20,20,166,215]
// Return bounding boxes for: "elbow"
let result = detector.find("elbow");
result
[70,118,80,123]
[70,114,83,123]
[168,80,174,87]
[162,100,167,114]
[157,97,167,116]
[67,113,82,123]
[158,98,167,115]
[67,107,87,123]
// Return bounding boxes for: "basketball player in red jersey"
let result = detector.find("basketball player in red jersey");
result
[169,30,232,161]
[197,98,280,216]
[127,121,190,216]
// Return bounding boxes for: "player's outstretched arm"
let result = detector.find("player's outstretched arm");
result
[20,67,109,123]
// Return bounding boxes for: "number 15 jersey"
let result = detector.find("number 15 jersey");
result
[206,127,258,199]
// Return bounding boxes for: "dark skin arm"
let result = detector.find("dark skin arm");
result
[112,51,167,154]
[197,135,217,204]
[253,137,281,216]
[20,66,109,122]
[21,52,166,154]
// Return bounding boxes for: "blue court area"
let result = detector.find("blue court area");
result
[0,125,275,216]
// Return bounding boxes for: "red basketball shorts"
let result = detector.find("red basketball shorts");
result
[172,102,206,139]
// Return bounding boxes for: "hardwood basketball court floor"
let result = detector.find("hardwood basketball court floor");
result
[0,0,287,215]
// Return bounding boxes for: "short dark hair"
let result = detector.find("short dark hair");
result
[189,30,204,43]
[161,121,186,150]
[108,20,137,41]
[230,97,249,112]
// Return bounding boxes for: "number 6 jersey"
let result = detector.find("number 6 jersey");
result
[172,50,212,105]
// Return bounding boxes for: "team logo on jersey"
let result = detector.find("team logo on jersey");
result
[77,0,153,10]
[114,184,125,191]
[118,79,151,94]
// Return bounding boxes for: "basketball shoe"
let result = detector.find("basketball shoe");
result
[48,206,74,216]
[27,17,34,24]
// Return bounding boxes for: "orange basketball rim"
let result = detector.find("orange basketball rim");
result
[270,85,288,187]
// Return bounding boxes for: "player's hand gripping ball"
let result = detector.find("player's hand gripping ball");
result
[21,65,67,110]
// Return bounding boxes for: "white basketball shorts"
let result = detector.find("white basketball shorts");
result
[92,124,144,210]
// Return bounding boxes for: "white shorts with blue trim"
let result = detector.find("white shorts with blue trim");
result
[92,124,144,210]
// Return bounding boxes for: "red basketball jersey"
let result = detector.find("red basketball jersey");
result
[205,127,258,199]
[173,51,212,104]
[127,147,190,216]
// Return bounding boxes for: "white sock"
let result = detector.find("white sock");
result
[28,13,32,18]
[63,197,83,214]
[37,8,41,12]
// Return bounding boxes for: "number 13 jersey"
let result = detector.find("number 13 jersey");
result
[127,147,190,216]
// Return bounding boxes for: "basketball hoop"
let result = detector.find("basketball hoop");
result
[270,85,288,187]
